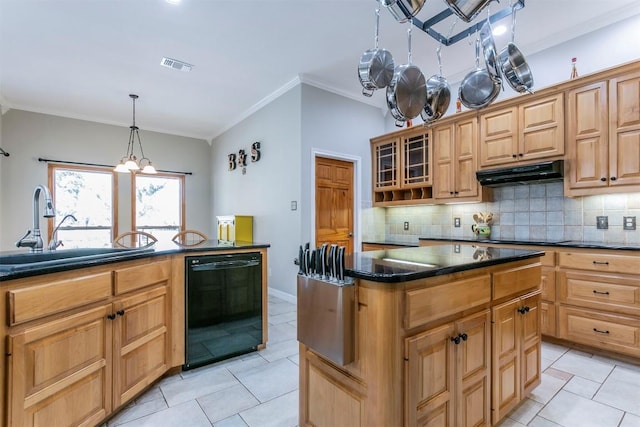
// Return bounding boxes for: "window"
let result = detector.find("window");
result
[133,173,185,242]
[48,164,116,248]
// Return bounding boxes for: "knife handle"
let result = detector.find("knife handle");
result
[310,249,316,276]
[320,244,328,279]
[337,246,345,283]
[298,245,304,275]
[329,244,338,281]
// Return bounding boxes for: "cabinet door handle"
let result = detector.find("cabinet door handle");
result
[593,328,610,334]
[592,290,610,295]
[517,306,530,314]
[592,261,609,265]
[600,177,607,182]
[610,176,617,181]
[451,335,461,345]
[518,153,524,157]
[116,309,125,316]
[512,154,517,158]
[107,314,116,320]
[459,333,468,342]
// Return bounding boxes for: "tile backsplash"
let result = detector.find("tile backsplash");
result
[362,182,640,246]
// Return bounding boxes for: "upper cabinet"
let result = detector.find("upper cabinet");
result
[479,94,564,168]
[371,127,433,206]
[433,115,490,203]
[565,69,640,196]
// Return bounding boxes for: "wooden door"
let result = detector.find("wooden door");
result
[454,118,479,199]
[609,70,640,187]
[521,292,542,396]
[7,305,112,427]
[566,81,609,191]
[519,94,565,161]
[455,310,491,427]
[315,157,354,254]
[405,322,456,427]
[491,298,520,425]
[112,285,169,408]
[480,106,518,167]
[433,124,455,199]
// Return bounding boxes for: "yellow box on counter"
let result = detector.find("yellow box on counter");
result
[217,215,253,242]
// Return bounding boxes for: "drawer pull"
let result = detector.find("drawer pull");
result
[592,261,609,265]
[593,328,610,335]
[592,290,610,296]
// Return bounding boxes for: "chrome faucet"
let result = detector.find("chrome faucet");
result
[15,185,56,252]
[48,214,77,250]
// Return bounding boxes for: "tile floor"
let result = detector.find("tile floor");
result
[106,295,640,427]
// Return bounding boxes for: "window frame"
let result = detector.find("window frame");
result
[131,171,185,235]
[47,163,119,244]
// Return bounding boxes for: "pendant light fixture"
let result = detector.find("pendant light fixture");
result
[114,94,157,174]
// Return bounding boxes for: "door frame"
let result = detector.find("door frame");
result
[310,148,362,253]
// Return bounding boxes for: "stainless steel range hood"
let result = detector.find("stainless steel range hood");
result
[476,160,564,187]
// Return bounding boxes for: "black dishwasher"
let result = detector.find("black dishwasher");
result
[184,252,262,370]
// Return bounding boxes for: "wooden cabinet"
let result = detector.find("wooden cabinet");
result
[7,304,113,427]
[433,116,490,203]
[405,310,491,426]
[557,250,640,358]
[479,94,564,167]
[4,258,172,426]
[371,127,433,206]
[491,290,541,425]
[565,69,640,196]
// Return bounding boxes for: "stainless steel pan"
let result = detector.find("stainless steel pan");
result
[358,3,395,97]
[382,0,426,23]
[443,0,497,22]
[421,46,450,124]
[499,4,534,93]
[479,20,501,81]
[387,24,426,127]
[459,38,501,109]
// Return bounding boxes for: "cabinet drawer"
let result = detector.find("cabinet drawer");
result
[405,275,491,329]
[558,252,639,275]
[558,271,640,316]
[8,273,112,326]
[493,263,541,301]
[113,259,171,295]
[558,306,640,358]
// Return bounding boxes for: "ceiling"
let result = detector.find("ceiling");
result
[1,0,640,142]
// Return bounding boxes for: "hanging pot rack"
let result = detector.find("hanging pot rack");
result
[408,0,525,46]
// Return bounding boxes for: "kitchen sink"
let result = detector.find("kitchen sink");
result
[0,247,155,273]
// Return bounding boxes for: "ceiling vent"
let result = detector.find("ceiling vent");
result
[160,57,193,72]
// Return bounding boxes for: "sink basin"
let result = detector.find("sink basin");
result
[0,247,155,273]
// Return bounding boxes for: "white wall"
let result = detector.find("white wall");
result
[210,86,303,296]
[0,108,4,246]
[0,110,212,250]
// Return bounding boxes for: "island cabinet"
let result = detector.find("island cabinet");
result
[371,126,433,206]
[298,256,542,427]
[565,68,640,196]
[3,257,172,426]
[432,115,491,203]
[479,93,564,168]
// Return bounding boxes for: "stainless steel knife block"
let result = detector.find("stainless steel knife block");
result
[297,274,355,366]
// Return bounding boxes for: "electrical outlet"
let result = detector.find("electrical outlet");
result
[454,244,461,253]
[596,216,608,230]
[454,217,461,228]
[623,216,636,230]
[403,221,409,231]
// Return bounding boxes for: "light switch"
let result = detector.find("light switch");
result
[290,201,297,211]
[596,216,608,230]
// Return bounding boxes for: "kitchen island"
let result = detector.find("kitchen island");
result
[0,240,269,426]
[298,244,543,426]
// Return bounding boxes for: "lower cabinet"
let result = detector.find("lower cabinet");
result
[491,291,541,424]
[7,305,113,427]
[405,310,491,427]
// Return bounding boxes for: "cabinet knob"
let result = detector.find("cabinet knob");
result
[517,306,530,315]
[116,309,125,316]
[459,333,468,342]
[600,177,607,182]
[450,191,454,195]
[512,154,517,158]
[518,153,524,157]
[610,176,617,181]
[450,335,461,345]
[107,314,116,320]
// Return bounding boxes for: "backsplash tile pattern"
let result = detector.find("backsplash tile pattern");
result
[364,182,640,246]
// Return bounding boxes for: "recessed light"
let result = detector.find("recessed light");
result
[166,0,180,4]
[492,25,507,36]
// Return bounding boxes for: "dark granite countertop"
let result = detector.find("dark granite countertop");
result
[415,237,640,251]
[0,240,270,281]
[346,244,544,283]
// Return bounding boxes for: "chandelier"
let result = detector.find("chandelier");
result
[114,94,157,174]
